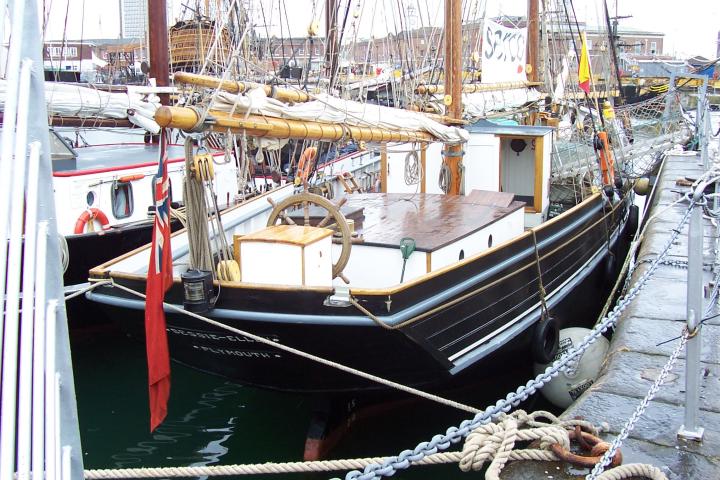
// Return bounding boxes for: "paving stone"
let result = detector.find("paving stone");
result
[613,437,720,480]
[612,317,720,363]
[563,391,720,460]
[502,141,720,480]
[595,350,720,412]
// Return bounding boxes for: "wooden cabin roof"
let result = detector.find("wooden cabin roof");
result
[342,191,524,252]
[240,225,334,246]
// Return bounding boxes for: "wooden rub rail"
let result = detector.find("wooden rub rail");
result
[155,106,435,143]
[173,71,310,103]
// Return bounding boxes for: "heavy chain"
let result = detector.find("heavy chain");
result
[346,201,697,480]
[586,331,688,479]
[589,232,720,479]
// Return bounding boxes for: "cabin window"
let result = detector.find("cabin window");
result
[650,41,657,54]
[111,181,133,219]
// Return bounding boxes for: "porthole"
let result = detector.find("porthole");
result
[458,249,465,261]
[86,191,95,206]
[488,235,493,248]
[111,181,134,219]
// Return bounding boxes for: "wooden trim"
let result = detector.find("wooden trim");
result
[426,252,432,273]
[420,144,427,194]
[351,193,610,295]
[88,184,294,278]
[101,193,611,299]
[533,136,544,213]
[380,143,388,193]
[108,270,334,293]
[301,245,306,286]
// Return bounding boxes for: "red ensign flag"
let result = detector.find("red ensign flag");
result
[145,131,172,432]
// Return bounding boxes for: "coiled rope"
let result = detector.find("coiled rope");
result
[403,149,421,185]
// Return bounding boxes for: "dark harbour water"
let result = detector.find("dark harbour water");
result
[70,317,551,480]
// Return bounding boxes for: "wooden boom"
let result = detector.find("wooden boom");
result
[173,72,310,103]
[155,106,435,143]
[416,81,543,95]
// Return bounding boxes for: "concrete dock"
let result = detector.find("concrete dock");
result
[502,147,720,479]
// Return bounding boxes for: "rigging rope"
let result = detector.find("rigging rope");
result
[183,137,213,271]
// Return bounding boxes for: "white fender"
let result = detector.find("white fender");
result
[534,327,610,409]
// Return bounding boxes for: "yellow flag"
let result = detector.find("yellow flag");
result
[578,32,591,94]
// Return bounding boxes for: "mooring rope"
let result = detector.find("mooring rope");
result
[80,410,594,479]
[103,280,481,414]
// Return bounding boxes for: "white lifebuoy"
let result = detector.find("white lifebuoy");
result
[73,208,111,234]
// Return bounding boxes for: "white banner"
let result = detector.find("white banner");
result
[481,19,528,84]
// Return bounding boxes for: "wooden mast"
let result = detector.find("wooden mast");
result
[443,0,464,195]
[325,0,340,89]
[148,0,170,106]
[526,0,539,83]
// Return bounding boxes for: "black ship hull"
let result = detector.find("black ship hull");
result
[87,193,632,393]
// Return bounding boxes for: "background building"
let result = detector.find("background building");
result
[119,0,174,40]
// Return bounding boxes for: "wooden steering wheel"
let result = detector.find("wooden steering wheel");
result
[267,192,351,282]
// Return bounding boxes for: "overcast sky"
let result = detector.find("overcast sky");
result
[41,0,719,59]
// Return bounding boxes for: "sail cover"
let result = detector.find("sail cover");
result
[212,88,470,144]
[481,19,528,84]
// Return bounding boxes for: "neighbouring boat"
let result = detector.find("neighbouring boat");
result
[48,131,239,287]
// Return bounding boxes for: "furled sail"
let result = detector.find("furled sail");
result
[0,80,161,133]
[210,87,469,143]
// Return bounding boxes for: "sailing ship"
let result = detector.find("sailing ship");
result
[86,0,689,398]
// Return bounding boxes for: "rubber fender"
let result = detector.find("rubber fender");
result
[626,204,639,239]
[532,315,560,364]
[603,252,616,280]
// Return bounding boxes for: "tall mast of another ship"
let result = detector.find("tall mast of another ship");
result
[443,0,463,195]
[526,0,539,82]
[325,0,340,89]
[148,0,170,105]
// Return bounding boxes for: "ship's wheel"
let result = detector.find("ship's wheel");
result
[267,192,351,282]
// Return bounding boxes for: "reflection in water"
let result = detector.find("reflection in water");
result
[72,323,544,480]
[110,384,243,468]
